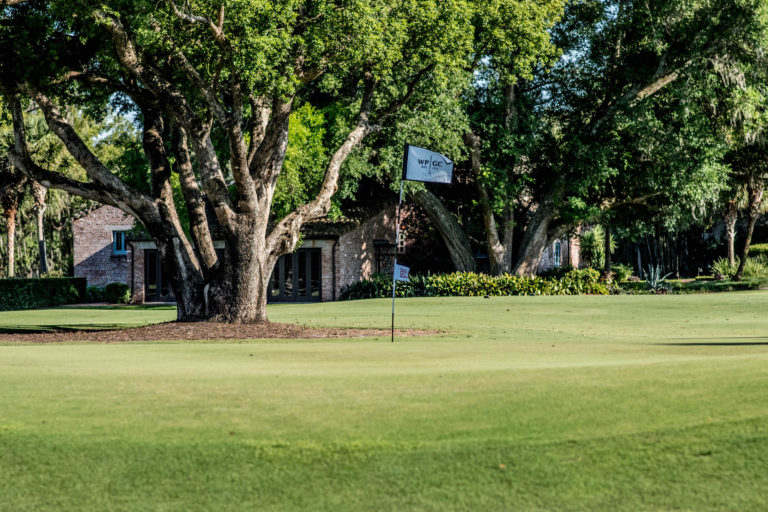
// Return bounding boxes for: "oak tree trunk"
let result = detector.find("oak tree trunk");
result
[734,183,763,281]
[513,194,557,277]
[410,187,475,272]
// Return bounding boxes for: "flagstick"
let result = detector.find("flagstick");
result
[391,180,404,343]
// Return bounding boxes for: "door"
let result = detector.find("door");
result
[144,249,175,302]
[268,249,322,302]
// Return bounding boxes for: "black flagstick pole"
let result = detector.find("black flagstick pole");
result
[391,179,404,343]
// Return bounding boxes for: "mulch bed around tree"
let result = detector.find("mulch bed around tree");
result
[0,321,437,343]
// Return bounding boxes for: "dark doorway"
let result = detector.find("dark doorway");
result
[269,249,322,302]
[144,249,174,302]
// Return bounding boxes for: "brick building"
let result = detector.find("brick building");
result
[73,205,406,303]
[73,205,578,303]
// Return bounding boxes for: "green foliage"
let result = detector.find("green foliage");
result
[104,282,130,304]
[642,265,672,293]
[579,226,616,269]
[612,263,634,282]
[748,243,768,259]
[340,269,608,300]
[0,277,85,310]
[711,256,767,280]
[272,104,331,220]
[87,285,106,302]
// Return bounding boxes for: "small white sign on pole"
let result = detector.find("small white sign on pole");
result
[403,144,454,184]
[394,263,410,282]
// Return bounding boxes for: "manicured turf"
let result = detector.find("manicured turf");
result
[2,294,768,510]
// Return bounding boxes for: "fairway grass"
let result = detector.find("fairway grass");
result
[2,294,768,510]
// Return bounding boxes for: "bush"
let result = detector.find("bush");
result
[104,282,131,304]
[340,269,609,300]
[0,277,86,311]
[87,285,107,302]
[711,256,767,279]
[711,257,735,279]
[749,243,768,258]
[611,263,633,282]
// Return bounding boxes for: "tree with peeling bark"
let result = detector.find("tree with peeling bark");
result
[0,0,492,322]
[0,155,26,277]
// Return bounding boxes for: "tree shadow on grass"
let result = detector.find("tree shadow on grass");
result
[662,337,768,346]
[0,325,127,334]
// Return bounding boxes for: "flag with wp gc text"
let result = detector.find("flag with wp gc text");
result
[402,144,453,184]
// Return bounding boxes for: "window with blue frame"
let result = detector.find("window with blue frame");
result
[112,231,127,255]
[554,241,561,267]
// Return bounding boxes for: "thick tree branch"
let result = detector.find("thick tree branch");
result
[172,126,218,272]
[172,49,229,128]
[266,78,378,257]
[95,9,236,230]
[247,94,272,167]
[249,97,293,192]
[28,88,155,215]
[166,0,227,45]
[6,94,127,208]
[374,64,435,123]
[588,53,687,137]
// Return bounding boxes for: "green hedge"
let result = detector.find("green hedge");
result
[749,243,768,258]
[340,269,609,300]
[0,277,87,311]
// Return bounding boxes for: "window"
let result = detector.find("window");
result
[112,231,127,255]
[553,241,562,267]
[397,228,407,253]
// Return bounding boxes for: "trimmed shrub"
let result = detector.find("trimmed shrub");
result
[0,277,86,311]
[340,269,609,300]
[104,282,131,304]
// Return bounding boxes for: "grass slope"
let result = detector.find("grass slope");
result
[2,294,768,510]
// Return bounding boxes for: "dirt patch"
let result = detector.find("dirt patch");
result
[0,321,437,343]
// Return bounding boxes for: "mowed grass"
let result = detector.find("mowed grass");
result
[2,294,768,510]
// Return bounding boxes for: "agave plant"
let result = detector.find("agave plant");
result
[642,265,672,293]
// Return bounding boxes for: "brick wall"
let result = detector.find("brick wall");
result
[73,206,135,289]
[538,235,580,273]
[335,207,397,298]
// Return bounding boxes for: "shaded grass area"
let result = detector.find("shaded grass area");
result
[3,294,768,509]
[0,305,176,333]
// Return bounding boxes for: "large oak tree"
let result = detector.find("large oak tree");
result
[0,0,496,322]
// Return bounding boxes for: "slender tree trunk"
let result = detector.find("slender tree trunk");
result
[3,207,17,278]
[466,131,508,274]
[410,188,475,272]
[603,224,612,278]
[724,199,738,267]
[31,181,48,274]
[734,182,763,281]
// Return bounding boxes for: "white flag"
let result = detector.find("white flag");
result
[394,263,410,282]
[403,144,453,184]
